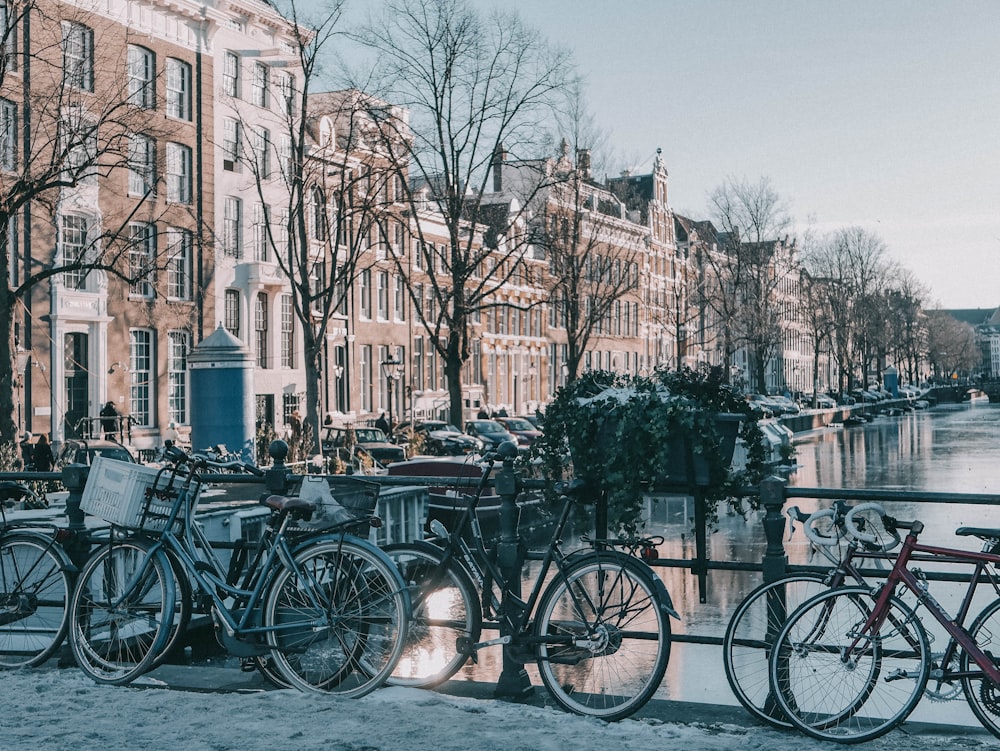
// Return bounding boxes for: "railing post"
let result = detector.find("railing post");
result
[264,439,292,498]
[493,443,533,699]
[60,463,90,568]
[759,475,788,585]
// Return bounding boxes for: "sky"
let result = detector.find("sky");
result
[484,0,1000,310]
[0,666,988,751]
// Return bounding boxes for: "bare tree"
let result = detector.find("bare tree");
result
[884,270,929,386]
[925,310,979,382]
[1,3,186,442]
[802,227,895,393]
[350,0,572,423]
[704,176,795,391]
[229,1,407,453]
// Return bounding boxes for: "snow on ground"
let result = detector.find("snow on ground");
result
[0,668,994,751]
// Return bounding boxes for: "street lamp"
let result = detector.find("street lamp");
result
[380,357,404,430]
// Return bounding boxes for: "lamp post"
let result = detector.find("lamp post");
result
[380,357,404,431]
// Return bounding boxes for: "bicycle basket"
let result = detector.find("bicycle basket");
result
[80,456,181,533]
[289,475,380,534]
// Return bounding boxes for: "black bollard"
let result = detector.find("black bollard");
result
[492,441,533,700]
[759,475,788,585]
[60,463,91,568]
[264,439,292,498]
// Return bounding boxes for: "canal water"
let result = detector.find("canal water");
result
[461,402,1000,727]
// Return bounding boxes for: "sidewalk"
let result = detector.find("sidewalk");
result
[144,657,987,739]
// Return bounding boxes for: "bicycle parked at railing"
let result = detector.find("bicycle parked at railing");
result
[769,504,1000,743]
[722,500,905,729]
[384,441,677,722]
[68,445,409,697]
[0,482,80,668]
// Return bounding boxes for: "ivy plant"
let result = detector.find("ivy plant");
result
[529,365,767,533]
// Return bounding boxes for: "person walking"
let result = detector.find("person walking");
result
[375,411,390,434]
[100,401,120,440]
[31,433,55,472]
[19,432,33,470]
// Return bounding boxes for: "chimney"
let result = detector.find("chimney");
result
[492,143,506,192]
[577,149,591,180]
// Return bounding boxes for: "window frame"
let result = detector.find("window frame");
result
[127,45,155,109]
[165,57,192,120]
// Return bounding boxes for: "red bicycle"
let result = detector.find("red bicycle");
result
[769,504,1000,743]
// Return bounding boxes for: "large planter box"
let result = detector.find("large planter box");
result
[660,412,742,487]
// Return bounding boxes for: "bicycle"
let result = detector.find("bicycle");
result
[68,445,409,696]
[384,441,676,721]
[722,501,903,729]
[769,503,1000,743]
[0,482,79,668]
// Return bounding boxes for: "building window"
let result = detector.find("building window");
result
[62,110,96,183]
[223,117,242,170]
[62,21,93,91]
[279,71,295,115]
[0,98,15,170]
[255,292,268,368]
[280,294,294,368]
[167,330,189,425]
[222,51,240,97]
[311,186,327,242]
[254,127,271,179]
[60,214,88,289]
[166,227,192,300]
[127,45,155,109]
[377,270,388,320]
[252,62,269,108]
[360,345,372,413]
[128,134,156,197]
[394,274,406,322]
[253,203,270,262]
[0,4,17,71]
[279,135,292,177]
[129,329,153,426]
[223,196,242,258]
[224,289,240,339]
[359,269,372,320]
[129,222,156,298]
[165,58,192,120]
[166,142,192,204]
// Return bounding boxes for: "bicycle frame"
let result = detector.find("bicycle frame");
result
[849,523,1000,686]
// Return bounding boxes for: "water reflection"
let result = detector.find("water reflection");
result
[462,404,1000,705]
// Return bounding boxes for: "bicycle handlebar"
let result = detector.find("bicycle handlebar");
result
[163,444,263,476]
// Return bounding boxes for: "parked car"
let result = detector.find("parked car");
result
[463,419,517,450]
[493,416,542,447]
[767,394,800,415]
[392,420,483,456]
[57,438,135,466]
[321,426,405,466]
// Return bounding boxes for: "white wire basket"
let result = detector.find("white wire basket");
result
[80,456,180,532]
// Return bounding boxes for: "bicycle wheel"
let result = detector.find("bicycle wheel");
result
[0,532,73,668]
[383,541,482,688]
[148,549,193,669]
[960,596,1000,739]
[69,537,175,685]
[770,585,929,743]
[263,537,408,697]
[723,574,828,728]
[534,553,670,721]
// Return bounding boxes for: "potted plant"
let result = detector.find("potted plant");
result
[530,365,767,533]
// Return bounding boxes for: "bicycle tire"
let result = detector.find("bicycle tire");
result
[263,537,408,697]
[148,548,193,669]
[770,585,929,743]
[0,532,73,668]
[69,537,175,685]
[534,552,670,721]
[722,573,828,728]
[383,540,483,688]
[960,596,1000,739]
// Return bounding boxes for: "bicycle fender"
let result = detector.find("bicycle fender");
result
[575,549,681,621]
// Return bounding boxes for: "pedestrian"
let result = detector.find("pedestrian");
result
[477,406,489,419]
[100,401,120,440]
[19,432,33,470]
[374,411,390,434]
[163,421,180,445]
[31,433,55,473]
